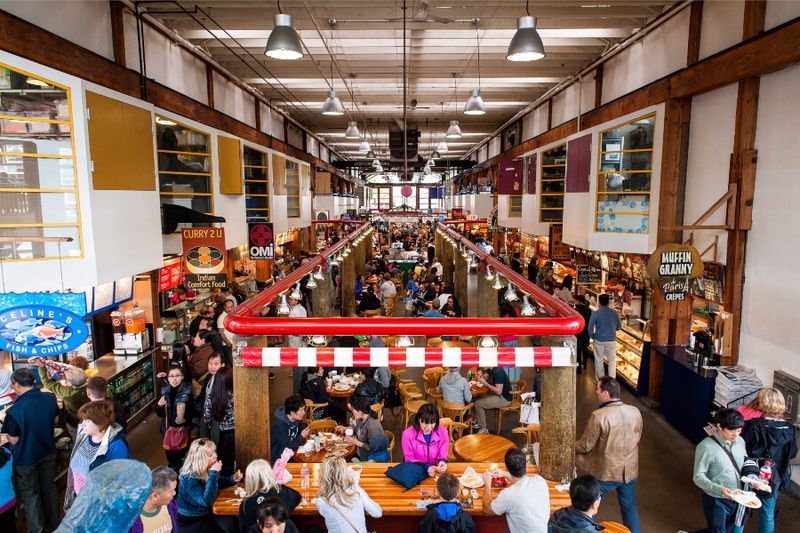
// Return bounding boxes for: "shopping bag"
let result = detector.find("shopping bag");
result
[519,392,540,424]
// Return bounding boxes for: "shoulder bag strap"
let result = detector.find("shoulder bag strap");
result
[329,498,362,533]
[712,436,742,479]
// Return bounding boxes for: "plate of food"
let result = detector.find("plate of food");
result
[334,382,351,391]
[731,489,761,509]
[460,473,484,488]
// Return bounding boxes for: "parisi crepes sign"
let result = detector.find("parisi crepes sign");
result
[647,244,704,301]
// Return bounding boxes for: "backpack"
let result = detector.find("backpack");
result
[384,372,402,408]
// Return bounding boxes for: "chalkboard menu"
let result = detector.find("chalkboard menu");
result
[577,265,602,284]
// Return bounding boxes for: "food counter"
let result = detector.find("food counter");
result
[92,346,161,427]
[591,322,651,396]
[213,462,569,533]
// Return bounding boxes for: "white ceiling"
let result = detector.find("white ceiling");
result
[144,1,677,161]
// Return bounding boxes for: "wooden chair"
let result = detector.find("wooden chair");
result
[382,294,397,316]
[361,309,382,318]
[511,423,541,445]
[385,430,395,458]
[496,379,527,434]
[391,366,413,384]
[370,401,384,421]
[308,419,337,434]
[399,382,426,428]
[438,417,469,462]
[437,399,474,428]
[304,398,330,424]
[426,337,443,348]
[598,522,632,533]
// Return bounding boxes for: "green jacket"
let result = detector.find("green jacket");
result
[693,433,746,498]
[38,366,89,426]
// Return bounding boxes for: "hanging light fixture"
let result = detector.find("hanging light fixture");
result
[305,272,318,289]
[314,266,325,280]
[276,294,291,315]
[436,140,449,154]
[321,89,345,116]
[426,157,435,167]
[372,158,381,168]
[308,335,328,347]
[464,20,487,116]
[396,335,414,348]
[504,282,519,302]
[446,120,463,138]
[265,7,304,61]
[424,165,432,175]
[366,150,376,159]
[331,253,340,266]
[479,336,498,348]
[484,265,494,281]
[506,2,545,62]
[359,139,371,152]
[345,121,360,139]
[492,273,504,290]
[290,282,303,300]
[520,294,535,316]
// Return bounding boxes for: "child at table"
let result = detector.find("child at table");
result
[418,473,476,533]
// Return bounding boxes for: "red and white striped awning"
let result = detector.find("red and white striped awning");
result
[239,346,573,368]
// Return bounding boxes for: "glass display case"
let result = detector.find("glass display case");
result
[107,353,155,424]
[159,292,213,345]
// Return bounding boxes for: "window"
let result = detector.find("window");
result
[596,113,655,233]
[418,187,429,211]
[156,116,212,229]
[0,63,82,260]
[286,160,300,218]
[509,195,523,218]
[244,146,269,222]
[378,188,390,210]
[540,143,566,222]
[392,186,416,209]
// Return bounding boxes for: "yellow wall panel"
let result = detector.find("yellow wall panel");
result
[272,155,286,195]
[86,91,155,190]
[315,171,331,194]
[218,136,242,194]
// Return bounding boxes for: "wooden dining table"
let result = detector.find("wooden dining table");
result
[290,440,356,463]
[469,381,489,398]
[213,462,571,532]
[453,434,517,462]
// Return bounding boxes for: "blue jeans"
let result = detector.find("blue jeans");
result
[701,492,744,533]
[598,478,640,533]
[757,491,778,533]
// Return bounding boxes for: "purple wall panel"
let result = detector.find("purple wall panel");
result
[566,134,592,193]
[527,153,537,194]
[497,157,523,194]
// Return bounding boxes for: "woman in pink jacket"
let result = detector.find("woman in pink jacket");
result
[401,403,449,477]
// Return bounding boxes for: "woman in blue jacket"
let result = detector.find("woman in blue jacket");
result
[0,445,14,531]
[66,400,129,509]
[178,438,242,533]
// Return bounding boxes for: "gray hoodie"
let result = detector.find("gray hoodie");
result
[438,372,472,406]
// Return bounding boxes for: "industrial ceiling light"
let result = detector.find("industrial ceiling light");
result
[366,150,376,159]
[506,1,545,62]
[492,272,504,290]
[479,336,498,348]
[314,266,325,280]
[372,158,381,168]
[359,139,371,152]
[426,157,435,167]
[520,294,535,316]
[265,11,304,60]
[484,265,494,281]
[446,120,463,138]
[308,335,328,347]
[396,335,414,348]
[424,165,431,175]
[305,272,318,289]
[276,294,291,315]
[465,20,487,116]
[345,121,360,139]
[504,282,519,302]
[464,89,486,115]
[436,140,449,154]
[290,282,303,300]
[321,90,346,116]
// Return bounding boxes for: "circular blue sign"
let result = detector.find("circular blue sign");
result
[0,305,88,357]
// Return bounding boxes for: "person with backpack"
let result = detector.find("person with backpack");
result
[741,388,798,533]
[418,473,475,533]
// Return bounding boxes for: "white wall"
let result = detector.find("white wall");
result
[271,112,285,142]
[0,1,114,60]
[271,195,288,235]
[519,194,541,236]
[522,112,535,142]
[551,83,580,127]
[488,137,501,159]
[602,6,690,104]
[533,105,548,137]
[123,12,208,105]
[698,1,745,60]
[213,75,256,128]
[738,62,800,388]
[259,103,273,136]
[765,0,800,30]
[683,85,739,264]
[580,75,596,115]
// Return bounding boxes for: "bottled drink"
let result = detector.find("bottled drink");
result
[759,460,773,483]
[301,463,310,490]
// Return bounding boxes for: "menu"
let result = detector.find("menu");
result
[158,258,183,292]
[577,265,601,285]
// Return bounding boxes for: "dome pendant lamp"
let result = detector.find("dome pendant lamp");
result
[321,90,345,116]
[507,2,545,62]
[446,120,462,138]
[265,9,304,60]
[464,19,487,116]
[345,121,360,139]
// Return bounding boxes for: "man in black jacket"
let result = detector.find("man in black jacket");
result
[269,395,309,464]
[548,474,604,532]
[419,473,475,533]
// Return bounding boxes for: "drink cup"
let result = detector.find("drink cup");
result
[345,428,354,437]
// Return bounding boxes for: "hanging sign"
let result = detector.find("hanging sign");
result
[647,243,704,301]
[182,227,227,290]
[0,292,88,356]
[158,257,183,292]
[248,222,275,261]
[549,224,571,261]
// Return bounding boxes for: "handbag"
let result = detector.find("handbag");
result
[519,392,540,425]
[405,297,414,312]
[384,462,428,490]
[163,426,188,450]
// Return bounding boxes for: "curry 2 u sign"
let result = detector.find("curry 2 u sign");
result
[182,227,228,290]
[647,244,704,301]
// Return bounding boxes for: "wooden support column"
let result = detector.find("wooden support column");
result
[355,239,366,278]
[687,0,704,66]
[206,63,215,109]
[312,273,332,318]
[453,251,468,317]
[234,336,270,468]
[649,97,693,401]
[593,64,603,109]
[441,239,454,292]
[540,335,576,481]
[342,250,356,317]
[724,0,766,363]
[109,1,126,66]
[477,268,499,318]
[546,99,553,130]
[254,101,261,132]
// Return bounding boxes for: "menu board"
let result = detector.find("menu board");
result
[577,265,602,285]
[158,258,183,292]
[113,277,134,303]
[93,281,114,311]
[549,224,571,261]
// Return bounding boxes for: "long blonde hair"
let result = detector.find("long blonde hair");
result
[180,438,216,481]
[317,456,357,508]
[244,459,280,498]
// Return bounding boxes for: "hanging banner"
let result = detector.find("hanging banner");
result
[647,243,704,301]
[549,224,571,261]
[248,222,275,261]
[0,292,88,357]
[182,227,227,290]
[158,257,183,292]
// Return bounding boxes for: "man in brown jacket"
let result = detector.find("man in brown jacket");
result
[575,376,642,533]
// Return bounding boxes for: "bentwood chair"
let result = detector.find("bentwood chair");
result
[438,417,470,462]
[308,419,337,434]
[496,379,527,434]
[370,401,384,421]
[399,382,426,428]
[385,430,396,458]
[304,398,330,424]
[511,423,541,445]
[437,399,474,429]
[361,309,382,318]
